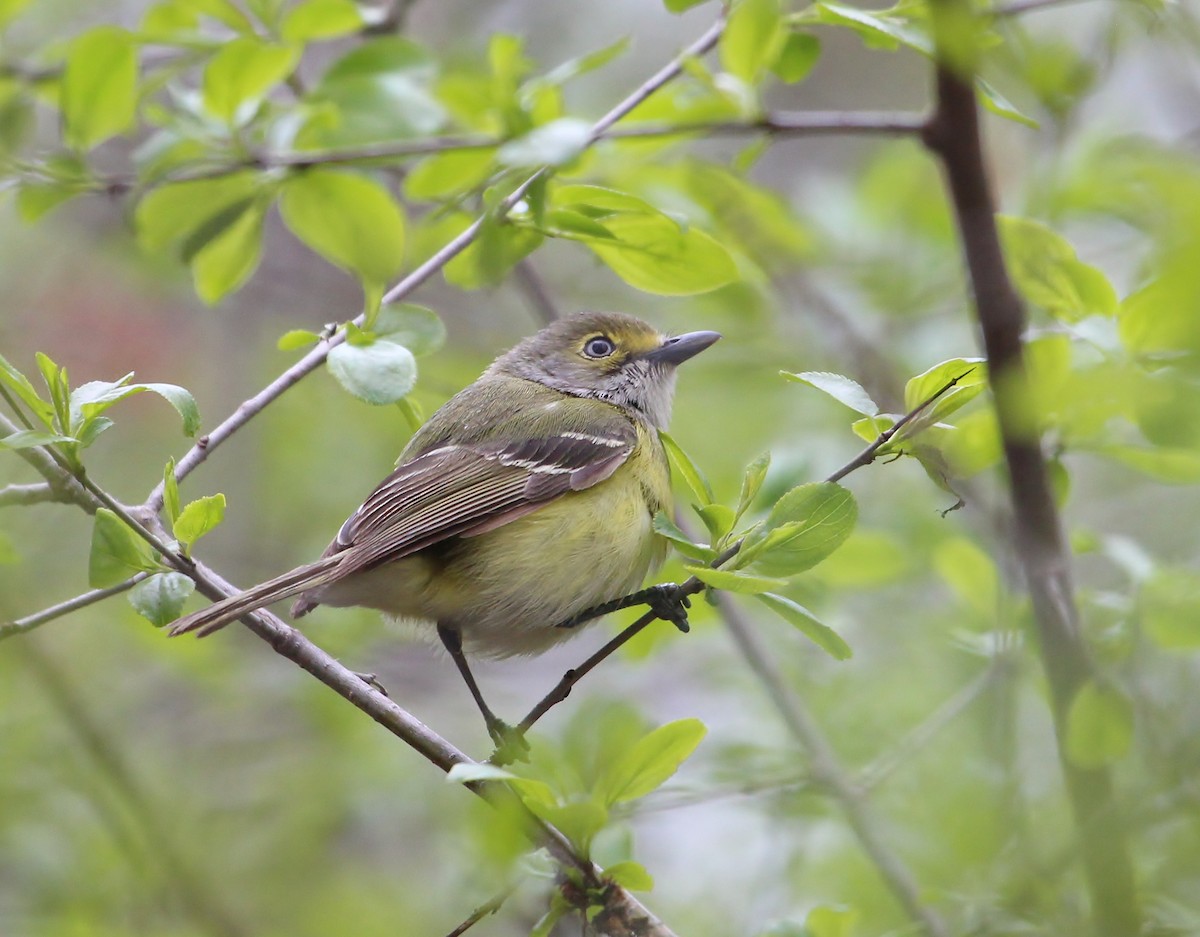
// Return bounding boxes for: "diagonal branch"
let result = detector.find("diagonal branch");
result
[0,574,146,642]
[143,17,727,516]
[921,3,1140,934]
[516,372,968,734]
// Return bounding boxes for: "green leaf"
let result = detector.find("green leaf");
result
[281,0,362,40]
[173,494,226,549]
[190,200,266,304]
[403,149,495,201]
[1065,681,1134,769]
[139,384,202,437]
[805,905,860,937]
[736,451,770,521]
[129,572,196,627]
[280,170,406,286]
[976,77,1039,129]
[543,37,631,86]
[373,303,446,357]
[89,508,159,588]
[0,429,76,449]
[543,209,616,241]
[998,216,1117,322]
[163,459,182,526]
[755,592,852,660]
[785,371,879,416]
[0,353,54,426]
[327,338,417,405]
[595,718,706,807]
[277,329,321,351]
[498,117,592,168]
[1141,570,1200,649]
[659,431,713,505]
[604,860,654,892]
[721,0,786,83]
[0,0,33,27]
[582,213,738,296]
[300,37,443,148]
[695,503,735,542]
[805,2,931,54]
[527,800,609,853]
[445,763,518,784]
[738,482,857,576]
[136,173,261,254]
[652,512,717,562]
[62,27,138,150]
[933,537,997,616]
[687,566,791,595]
[771,32,820,83]
[902,358,987,433]
[664,0,708,11]
[1096,445,1200,485]
[203,37,299,124]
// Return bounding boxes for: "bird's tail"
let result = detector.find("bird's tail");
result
[168,555,343,638]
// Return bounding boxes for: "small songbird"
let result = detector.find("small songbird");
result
[169,311,720,742]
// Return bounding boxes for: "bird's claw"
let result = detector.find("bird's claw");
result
[646,584,691,633]
[487,717,531,766]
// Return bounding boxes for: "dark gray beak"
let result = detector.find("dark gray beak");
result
[645,330,721,366]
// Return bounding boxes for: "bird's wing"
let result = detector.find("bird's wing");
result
[330,425,637,574]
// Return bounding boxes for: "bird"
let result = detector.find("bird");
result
[169,311,720,745]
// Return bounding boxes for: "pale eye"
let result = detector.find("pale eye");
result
[583,336,616,358]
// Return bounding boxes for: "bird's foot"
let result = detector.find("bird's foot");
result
[486,717,531,766]
[645,583,691,633]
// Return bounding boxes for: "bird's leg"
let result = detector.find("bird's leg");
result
[555,583,692,634]
[436,624,529,763]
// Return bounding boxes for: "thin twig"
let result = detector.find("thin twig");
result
[0,575,147,642]
[0,481,58,507]
[513,258,562,325]
[826,370,971,482]
[714,591,950,937]
[444,885,515,937]
[516,373,968,734]
[991,0,1095,16]
[144,18,727,517]
[923,3,1140,934]
[95,111,924,196]
[0,408,92,512]
[857,662,1002,793]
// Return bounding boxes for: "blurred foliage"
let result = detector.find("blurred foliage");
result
[3,0,1200,935]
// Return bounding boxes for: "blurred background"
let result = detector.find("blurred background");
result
[3,0,1200,935]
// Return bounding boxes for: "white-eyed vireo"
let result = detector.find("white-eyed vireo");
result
[170,311,719,739]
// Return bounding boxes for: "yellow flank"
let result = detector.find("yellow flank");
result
[323,420,671,657]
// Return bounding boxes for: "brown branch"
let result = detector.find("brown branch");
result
[516,372,968,734]
[921,3,1140,934]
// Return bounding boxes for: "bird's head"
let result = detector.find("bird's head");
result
[493,311,720,428]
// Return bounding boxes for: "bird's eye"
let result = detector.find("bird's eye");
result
[582,336,616,358]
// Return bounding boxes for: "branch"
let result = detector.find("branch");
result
[0,481,58,507]
[444,886,514,937]
[125,111,923,190]
[144,17,727,515]
[921,3,1140,934]
[0,574,146,642]
[516,374,967,734]
[0,410,93,512]
[512,258,562,325]
[713,591,950,937]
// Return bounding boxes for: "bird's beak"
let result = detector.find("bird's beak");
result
[645,330,722,366]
